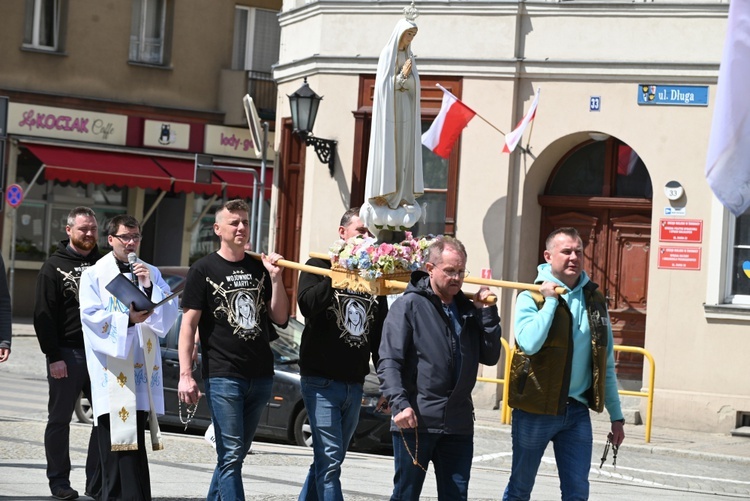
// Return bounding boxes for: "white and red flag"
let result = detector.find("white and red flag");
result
[705,0,750,216]
[421,84,477,159]
[503,88,540,154]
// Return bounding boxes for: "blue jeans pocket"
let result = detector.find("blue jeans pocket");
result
[301,376,332,390]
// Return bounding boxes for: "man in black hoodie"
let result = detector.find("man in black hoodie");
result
[35,206,102,500]
[297,207,388,500]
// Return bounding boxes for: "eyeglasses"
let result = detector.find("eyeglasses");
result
[599,436,619,468]
[434,266,469,279]
[112,234,142,243]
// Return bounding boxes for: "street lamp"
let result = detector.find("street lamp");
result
[288,78,337,177]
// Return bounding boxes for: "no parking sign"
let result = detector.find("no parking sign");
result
[6,184,23,208]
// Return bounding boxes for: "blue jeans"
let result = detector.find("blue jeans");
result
[205,376,273,501]
[390,431,473,501]
[298,376,363,501]
[503,400,593,501]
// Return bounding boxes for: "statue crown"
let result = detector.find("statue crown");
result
[404,1,419,21]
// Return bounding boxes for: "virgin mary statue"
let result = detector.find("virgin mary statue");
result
[360,5,424,241]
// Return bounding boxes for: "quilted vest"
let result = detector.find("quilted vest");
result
[508,282,609,415]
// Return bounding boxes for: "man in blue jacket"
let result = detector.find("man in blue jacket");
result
[378,236,501,501]
[503,227,625,501]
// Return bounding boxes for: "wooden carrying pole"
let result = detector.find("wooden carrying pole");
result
[247,252,499,304]
[307,252,567,296]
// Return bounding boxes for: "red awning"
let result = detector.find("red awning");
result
[25,143,173,191]
[24,143,271,199]
[153,157,272,200]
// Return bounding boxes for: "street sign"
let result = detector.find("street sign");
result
[242,94,263,157]
[6,183,23,208]
[657,246,701,270]
[659,219,703,243]
[589,96,601,112]
[194,154,213,184]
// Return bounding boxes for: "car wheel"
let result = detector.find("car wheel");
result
[75,392,94,424]
[293,408,313,448]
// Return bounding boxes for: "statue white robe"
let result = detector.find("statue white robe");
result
[80,252,178,450]
[362,18,424,234]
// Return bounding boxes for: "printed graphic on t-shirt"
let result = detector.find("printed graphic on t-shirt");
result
[206,272,265,341]
[330,290,377,348]
[56,264,92,302]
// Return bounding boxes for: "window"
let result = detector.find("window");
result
[727,211,750,303]
[352,76,462,236]
[547,138,652,199]
[15,147,127,261]
[232,7,280,72]
[232,7,280,115]
[23,0,65,51]
[130,0,167,65]
[189,194,271,264]
[409,122,449,237]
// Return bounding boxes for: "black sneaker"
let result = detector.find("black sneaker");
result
[51,485,79,500]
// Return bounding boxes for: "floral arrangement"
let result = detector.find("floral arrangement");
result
[329,232,434,280]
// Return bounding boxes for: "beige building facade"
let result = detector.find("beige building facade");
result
[272,1,746,433]
[0,0,281,316]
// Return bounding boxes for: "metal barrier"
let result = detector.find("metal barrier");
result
[476,343,656,442]
[614,345,656,443]
[476,337,512,424]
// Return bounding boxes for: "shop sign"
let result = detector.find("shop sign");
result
[7,103,127,145]
[204,124,274,160]
[637,84,709,107]
[659,219,703,243]
[657,246,701,270]
[143,120,190,150]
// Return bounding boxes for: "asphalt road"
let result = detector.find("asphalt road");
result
[2,335,749,500]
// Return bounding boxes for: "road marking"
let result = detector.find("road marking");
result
[593,463,750,486]
[472,452,512,463]
[474,453,750,487]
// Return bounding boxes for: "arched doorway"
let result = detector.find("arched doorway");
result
[538,136,652,387]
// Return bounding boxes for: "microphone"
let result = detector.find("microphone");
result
[127,252,139,287]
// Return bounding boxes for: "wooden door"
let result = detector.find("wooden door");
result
[607,214,650,380]
[276,118,305,316]
[542,209,650,381]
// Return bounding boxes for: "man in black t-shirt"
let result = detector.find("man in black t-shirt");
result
[177,199,289,501]
[297,207,387,501]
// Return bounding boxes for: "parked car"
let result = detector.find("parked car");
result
[76,312,392,453]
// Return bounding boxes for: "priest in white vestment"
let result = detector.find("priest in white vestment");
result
[80,215,178,501]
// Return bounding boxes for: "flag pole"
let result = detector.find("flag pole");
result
[523,118,536,153]
[472,112,531,154]
[470,111,533,154]
[474,113,506,137]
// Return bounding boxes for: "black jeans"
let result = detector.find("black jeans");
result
[45,347,101,495]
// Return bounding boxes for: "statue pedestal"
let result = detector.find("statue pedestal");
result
[330,267,411,296]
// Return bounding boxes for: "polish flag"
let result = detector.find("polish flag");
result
[705,0,750,216]
[421,84,477,159]
[503,88,541,154]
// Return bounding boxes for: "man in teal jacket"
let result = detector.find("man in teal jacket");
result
[503,227,625,501]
